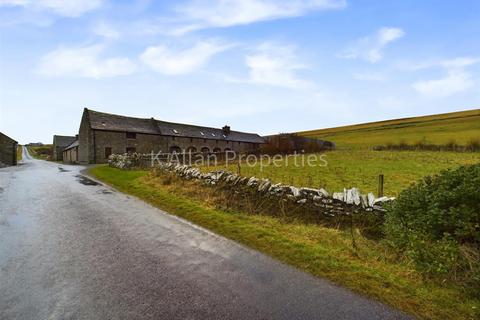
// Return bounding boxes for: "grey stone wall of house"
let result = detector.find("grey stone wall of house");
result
[0,132,18,166]
[78,111,94,164]
[77,108,265,164]
[63,147,78,163]
[52,135,76,161]
[91,130,261,164]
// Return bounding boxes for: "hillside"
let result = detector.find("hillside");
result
[297,109,480,149]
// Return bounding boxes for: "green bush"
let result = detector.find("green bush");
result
[384,163,480,293]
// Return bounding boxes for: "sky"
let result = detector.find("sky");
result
[0,0,479,144]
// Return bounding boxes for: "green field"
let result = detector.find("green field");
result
[298,109,480,149]
[205,109,480,196]
[207,150,479,196]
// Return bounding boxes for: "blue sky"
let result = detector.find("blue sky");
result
[0,0,479,144]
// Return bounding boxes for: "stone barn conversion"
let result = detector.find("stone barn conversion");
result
[53,135,76,161]
[0,132,18,167]
[63,140,79,163]
[71,108,265,164]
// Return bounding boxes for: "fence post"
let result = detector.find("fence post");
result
[378,174,384,197]
[237,157,241,175]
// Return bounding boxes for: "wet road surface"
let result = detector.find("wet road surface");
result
[0,148,410,319]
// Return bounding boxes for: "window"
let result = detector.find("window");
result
[211,133,216,137]
[201,147,210,154]
[190,138,193,143]
[105,147,112,159]
[213,147,221,153]
[172,129,179,134]
[172,136,175,141]
[203,139,207,143]
[200,131,205,136]
[126,132,136,139]
[126,147,136,154]
[169,146,181,154]
[186,146,197,153]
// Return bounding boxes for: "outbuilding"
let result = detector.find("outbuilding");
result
[53,135,76,161]
[62,140,79,163]
[0,132,18,166]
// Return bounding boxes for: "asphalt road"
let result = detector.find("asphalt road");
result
[0,147,410,320]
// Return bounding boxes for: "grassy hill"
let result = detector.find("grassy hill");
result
[297,109,480,149]
[205,109,479,196]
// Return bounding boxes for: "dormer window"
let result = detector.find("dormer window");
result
[101,121,106,126]
[126,132,136,139]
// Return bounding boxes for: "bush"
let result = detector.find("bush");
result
[384,163,480,292]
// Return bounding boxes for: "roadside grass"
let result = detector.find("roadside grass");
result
[17,145,22,161]
[201,150,479,196]
[27,145,53,160]
[297,109,480,149]
[89,165,480,320]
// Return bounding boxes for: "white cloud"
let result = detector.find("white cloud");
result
[172,0,346,34]
[93,22,121,39]
[37,45,136,78]
[353,71,385,81]
[234,43,314,89]
[0,0,103,17]
[140,40,234,75]
[340,27,405,63]
[411,56,479,98]
[412,70,475,98]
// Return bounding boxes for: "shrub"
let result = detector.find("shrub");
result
[384,163,480,292]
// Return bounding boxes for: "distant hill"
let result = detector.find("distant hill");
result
[297,109,480,149]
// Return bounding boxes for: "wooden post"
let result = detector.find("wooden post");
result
[237,157,241,175]
[378,174,384,197]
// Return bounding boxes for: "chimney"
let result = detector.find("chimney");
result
[222,125,231,135]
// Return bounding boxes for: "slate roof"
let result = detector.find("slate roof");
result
[0,132,17,144]
[53,135,76,147]
[64,140,79,151]
[86,109,265,144]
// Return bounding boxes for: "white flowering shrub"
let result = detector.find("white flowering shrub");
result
[108,153,143,169]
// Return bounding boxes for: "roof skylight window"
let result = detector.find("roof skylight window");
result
[200,131,205,136]
[172,129,179,134]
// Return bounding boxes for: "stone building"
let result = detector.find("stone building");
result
[63,140,79,163]
[76,108,265,164]
[53,135,76,161]
[0,132,18,166]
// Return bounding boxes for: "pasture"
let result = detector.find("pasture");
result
[204,109,480,196]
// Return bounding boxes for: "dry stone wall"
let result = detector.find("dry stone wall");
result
[109,153,395,216]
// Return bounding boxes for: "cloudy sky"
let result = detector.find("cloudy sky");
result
[0,0,479,144]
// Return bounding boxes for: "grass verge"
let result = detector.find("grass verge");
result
[27,145,52,160]
[89,165,479,320]
[17,145,22,161]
